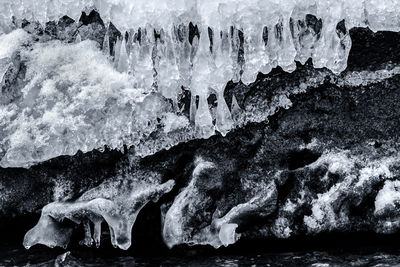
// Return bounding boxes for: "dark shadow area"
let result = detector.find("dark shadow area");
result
[3,213,400,263]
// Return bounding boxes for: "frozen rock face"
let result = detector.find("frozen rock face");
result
[0,1,400,254]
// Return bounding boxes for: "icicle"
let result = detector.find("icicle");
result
[195,94,214,139]
[176,25,192,88]
[109,225,117,248]
[74,33,81,43]
[158,31,180,106]
[190,27,215,138]
[114,38,122,67]
[135,28,154,91]
[215,92,233,136]
[277,14,297,72]
[242,26,265,85]
[209,28,234,136]
[93,220,101,248]
[79,220,93,247]
[231,94,242,122]
[128,41,138,76]
[190,94,197,122]
[117,35,129,73]
[265,20,280,71]
[102,28,110,56]
[231,28,241,83]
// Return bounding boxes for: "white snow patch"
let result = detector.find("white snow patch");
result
[0,29,30,59]
[375,180,400,216]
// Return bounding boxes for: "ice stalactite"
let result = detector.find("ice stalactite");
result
[116,35,129,73]
[23,167,175,250]
[102,26,110,56]
[156,28,180,108]
[132,27,154,93]
[194,93,214,139]
[231,95,242,122]
[191,28,214,139]
[113,37,122,68]
[210,27,234,136]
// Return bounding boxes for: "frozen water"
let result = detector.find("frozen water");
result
[0,0,399,167]
[162,157,277,248]
[0,29,30,58]
[219,223,239,247]
[23,164,175,250]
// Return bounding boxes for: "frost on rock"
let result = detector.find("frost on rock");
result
[263,144,400,240]
[302,151,396,233]
[1,40,148,167]
[23,162,174,250]
[374,180,400,233]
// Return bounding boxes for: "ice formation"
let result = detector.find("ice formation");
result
[0,1,399,167]
[23,163,175,250]
[162,157,277,248]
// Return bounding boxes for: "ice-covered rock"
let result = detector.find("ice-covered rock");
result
[0,39,151,167]
[23,162,174,250]
[0,29,30,59]
[162,157,277,248]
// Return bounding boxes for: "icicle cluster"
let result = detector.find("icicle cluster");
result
[73,0,396,139]
[108,15,352,138]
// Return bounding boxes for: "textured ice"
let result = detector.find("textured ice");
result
[23,163,175,250]
[0,40,150,167]
[375,180,400,216]
[162,157,276,248]
[0,29,29,58]
[1,0,399,33]
[0,1,400,167]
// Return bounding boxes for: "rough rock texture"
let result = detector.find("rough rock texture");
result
[1,10,400,251]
